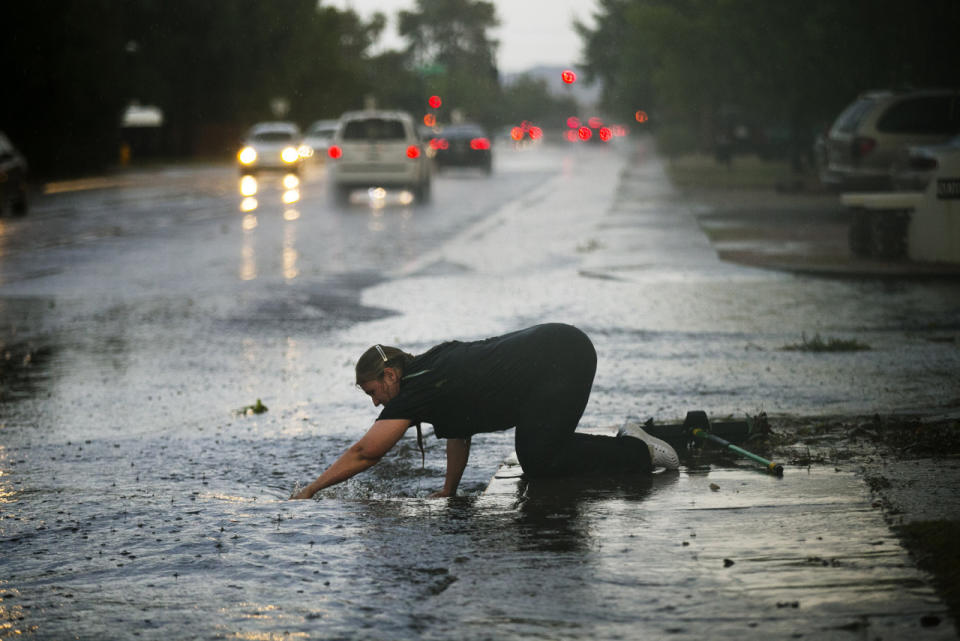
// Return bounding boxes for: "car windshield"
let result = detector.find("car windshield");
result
[342,119,406,141]
[251,131,295,143]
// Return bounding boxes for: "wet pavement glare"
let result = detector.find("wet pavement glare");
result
[1,140,959,639]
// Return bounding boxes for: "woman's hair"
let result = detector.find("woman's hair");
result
[355,344,415,385]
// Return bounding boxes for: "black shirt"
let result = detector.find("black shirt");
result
[377,325,562,439]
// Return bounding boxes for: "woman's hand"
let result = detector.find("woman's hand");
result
[288,419,411,500]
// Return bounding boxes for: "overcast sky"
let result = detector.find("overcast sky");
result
[327,0,596,74]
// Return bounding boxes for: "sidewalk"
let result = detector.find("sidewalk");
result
[689,186,960,278]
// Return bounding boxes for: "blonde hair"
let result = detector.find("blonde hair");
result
[355,344,414,385]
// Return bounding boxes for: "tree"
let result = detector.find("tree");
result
[578,0,960,167]
[1,1,129,175]
[0,1,389,175]
[498,75,581,130]
[397,0,502,126]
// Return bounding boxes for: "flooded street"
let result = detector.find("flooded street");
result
[2,140,959,639]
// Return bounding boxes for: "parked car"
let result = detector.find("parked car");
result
[237,122,307,174]
[890,134,960,191]
[326,110,432,204]
[0,131,29,216]
[429,123,492,174]
[820,88,960,191]
[302,119,339,160]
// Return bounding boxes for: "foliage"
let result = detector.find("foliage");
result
[780,333,871,353]
[1,0,387,174]
[236,399,268,416]
[577,0,960,170]
[398,0,502,127]
[1,1,129,175]
[497,75,581,130]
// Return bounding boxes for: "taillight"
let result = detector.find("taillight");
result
[470,137,490,150]
[598,127,612,142]
[406,145,421,159]
[429,138,449,150]
[578,126,592,141]
[328,145,342,159]
[853,136,876,158]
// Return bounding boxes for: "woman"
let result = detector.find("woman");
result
[291,323,678,499]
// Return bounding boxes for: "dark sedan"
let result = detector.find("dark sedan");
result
[430,124,492,174]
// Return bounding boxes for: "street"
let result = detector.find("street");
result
[1,138,959,639]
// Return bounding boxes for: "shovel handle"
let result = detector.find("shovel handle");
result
[692,428,784,477]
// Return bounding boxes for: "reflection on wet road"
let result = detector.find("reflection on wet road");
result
[1,140,957,638]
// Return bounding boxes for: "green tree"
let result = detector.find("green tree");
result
[397,0,502,126]
[498,75,581,130]
[125,1,386,156]
[1,1,129,175]
[578,0,960,167]
[1,0,389,174]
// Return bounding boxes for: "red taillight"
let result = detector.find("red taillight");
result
[406,145,421,159]
[429,138,449,150]
[578,126,592,141]
[470,137,490,150]
[328,145,342,159]
[853,136,876,158]
[598,127,612,142]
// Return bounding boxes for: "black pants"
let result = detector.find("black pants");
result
[512,324,652,477]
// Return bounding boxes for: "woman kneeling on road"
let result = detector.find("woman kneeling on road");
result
[290,323,679,500]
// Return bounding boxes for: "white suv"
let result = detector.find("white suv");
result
[327,111,432,203]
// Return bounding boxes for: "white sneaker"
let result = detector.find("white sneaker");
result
[618,421,680,470]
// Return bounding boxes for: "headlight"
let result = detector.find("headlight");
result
[298,144,313,158]
[281,147,300,163]
[238,146,257,165]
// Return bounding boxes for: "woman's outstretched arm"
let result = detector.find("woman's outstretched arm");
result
[291,419,411,499]
[429,437,471,498]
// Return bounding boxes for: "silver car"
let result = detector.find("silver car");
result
[237,122,306,174]
[890,134,960,192]
[327,111,432,204]
[820,89,960,191]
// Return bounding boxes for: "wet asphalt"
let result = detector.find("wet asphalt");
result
[1,138,958,639]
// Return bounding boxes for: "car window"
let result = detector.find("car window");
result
[442,126,485,137]
[877,95,959,135]
[342,119,407,141]
[833,98,878,134]
[252,131,295,142]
